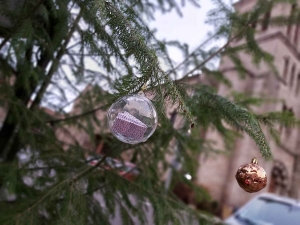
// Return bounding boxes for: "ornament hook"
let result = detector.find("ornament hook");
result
[138,83,147,95]
[251,158,258,164]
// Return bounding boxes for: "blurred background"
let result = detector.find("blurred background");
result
[1,0,300,224]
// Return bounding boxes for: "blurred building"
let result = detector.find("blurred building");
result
[196,0,300,218]
[1,0,299,220]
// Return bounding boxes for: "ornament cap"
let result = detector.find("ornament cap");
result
[251,158,258,164]
[138,83,147,95]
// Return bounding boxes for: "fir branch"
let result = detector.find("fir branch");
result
[191,89,273,160]
[102,1,161,88]
[153,27,247,126]
[4,155,108,225]
[256,112,300,128]
[0,54,17,74]
[100,1,194,123]
[0,0,45,51]
[59,65,82,95]
[100,168,215,225]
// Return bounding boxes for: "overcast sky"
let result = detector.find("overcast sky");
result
[148,0,235,65]
[150,1,215,55]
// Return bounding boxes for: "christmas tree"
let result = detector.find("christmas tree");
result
[0,0,298,224]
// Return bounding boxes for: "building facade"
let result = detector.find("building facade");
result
[197,0,300,215]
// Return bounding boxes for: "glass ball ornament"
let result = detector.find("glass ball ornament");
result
[235,158,267,193]
[107,93,158,144]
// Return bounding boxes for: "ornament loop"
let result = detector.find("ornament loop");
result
[138,83,147,95]
[251,158,258,164]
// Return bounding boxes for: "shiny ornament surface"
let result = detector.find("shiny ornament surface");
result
[235,158,267,193]
[107,93,158,144]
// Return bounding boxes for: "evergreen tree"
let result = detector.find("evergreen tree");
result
[0,0,298,224]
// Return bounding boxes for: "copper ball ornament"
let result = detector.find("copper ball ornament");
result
[235,158,267,193]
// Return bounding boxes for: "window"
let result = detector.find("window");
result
[282,104,288,111]
[287,4,297,37]
[269,160,288,195]
[296,73,300,95]
[249,4,259,30]
[282,57,290,80]
[290,64,295,87]
[280,104,294,136]
[170,110,177,124]
[294,24,300,44]
[262,11,271,31]
[285,108,294,137]
[279,104,288,133]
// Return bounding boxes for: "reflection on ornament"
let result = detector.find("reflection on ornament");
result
[111,112,147,140]
[107,93,158,144]
[235,158,267,193]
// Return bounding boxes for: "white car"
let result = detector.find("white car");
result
[225,193,300,225]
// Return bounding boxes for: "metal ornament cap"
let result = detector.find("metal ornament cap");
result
[235,158,267,193]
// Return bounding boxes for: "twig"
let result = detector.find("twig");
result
[30,11,83,110]
[166,31,220,77]
[46,104,108,124]
[180,28,247,79]
[86,149,154,194]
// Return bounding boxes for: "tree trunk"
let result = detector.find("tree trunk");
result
[0,51,51,161]
[0,81,34,160]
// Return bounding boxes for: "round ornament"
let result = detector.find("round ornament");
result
[235,158,267,193]
[107,92,158,144]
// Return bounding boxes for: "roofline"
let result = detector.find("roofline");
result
[233,0,255,7]
[233,31,300,65]
[180,31,297,86]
